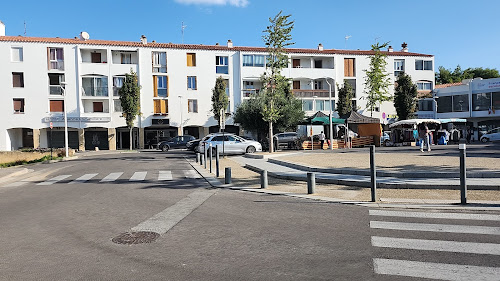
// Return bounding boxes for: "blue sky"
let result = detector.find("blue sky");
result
[1,0,498,71]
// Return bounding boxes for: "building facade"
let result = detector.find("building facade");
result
[0,22,435,151]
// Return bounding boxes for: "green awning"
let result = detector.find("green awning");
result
[310,116,345,125]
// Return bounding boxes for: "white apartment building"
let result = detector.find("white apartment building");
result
[0,22,435,151]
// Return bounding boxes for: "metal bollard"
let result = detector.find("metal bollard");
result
[209,143,213,173]
[200,152,204,165]
[370,145,377,202]
[196,153,200,163]
[225,167,232,184]
[261,170,268,189]
[459,144,467,204]
[307,172,315,194]
[204,144,207,169]
[216,145,220,177]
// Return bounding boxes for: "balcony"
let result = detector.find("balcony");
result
[49,61,64,71]
[82,86,108,97]
[49,86,63,95]
[293,89,331,98]
[242,89,260,98]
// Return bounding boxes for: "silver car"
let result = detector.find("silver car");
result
[480,127,500,142]
[197,133,262,155]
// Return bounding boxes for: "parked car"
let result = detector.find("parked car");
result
[186,139,201,151]
[480,127,500,142]
[157,135,195,152]
[147,136,171,149]
[381,132,391,145]
[273,132,299,149]
[197,133,262,155]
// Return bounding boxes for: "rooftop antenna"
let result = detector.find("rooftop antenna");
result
[24,21,26,36]
[344,35,351,49]
[181,21,187,44]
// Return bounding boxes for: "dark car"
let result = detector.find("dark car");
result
[273,132,300,149]
[157,135,195,152]
[186,139,201,151]
[147,136,171,149]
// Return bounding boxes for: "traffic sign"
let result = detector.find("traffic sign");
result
[50,122,53,129]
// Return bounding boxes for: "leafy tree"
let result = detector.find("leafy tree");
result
[211,76,229,130]
[336,81,354,116]
[394,73,418,120]
[364,42,392,116]
[261,10,294,153]
[436,65,500,84]
[119,70,141,150]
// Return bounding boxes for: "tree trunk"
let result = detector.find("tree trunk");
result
[268,121,273,153]
[129,127,133,150]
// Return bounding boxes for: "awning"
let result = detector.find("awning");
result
[311,116,346,125]
[389,118,441,128]
[340,111,380,124]
[438,118,467,123]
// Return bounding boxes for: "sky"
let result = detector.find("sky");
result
[1,0,499,71]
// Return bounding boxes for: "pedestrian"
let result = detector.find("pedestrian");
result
[466,128,472,144]
[418,123,431,152]
[319,131,325,149]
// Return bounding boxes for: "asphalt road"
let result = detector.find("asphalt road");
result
[0,150,499,280]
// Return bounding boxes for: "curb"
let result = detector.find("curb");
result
[185,157,500,211]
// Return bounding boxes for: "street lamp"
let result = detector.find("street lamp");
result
[324,77,334,150]
[178,95,183,136]
[60,82,69,158]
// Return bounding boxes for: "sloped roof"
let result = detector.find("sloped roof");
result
[435,82,463,89]
[340,111,380,124]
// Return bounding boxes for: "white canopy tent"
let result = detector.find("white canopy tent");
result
[389,119,441,128]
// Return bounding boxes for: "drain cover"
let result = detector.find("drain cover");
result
[112,231,160,245]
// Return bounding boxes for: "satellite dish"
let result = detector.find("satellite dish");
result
[80,31,90,41]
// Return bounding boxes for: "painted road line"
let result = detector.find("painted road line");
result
[5,181,28,187]
[69,173,98,184]
[370,221,500,235]
[370,209,500,221]
[129,172,147,181]
[372,236,500,255]
[100,172,123,182]
[184,170,201,179]
[131,189,216,234]
[373,258,500,281]
[158,171,173,181]
[37,175,72,186]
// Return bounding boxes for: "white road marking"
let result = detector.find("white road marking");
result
[69,173,98,184]
[158,171,173,181]
[100,172,123,182]
[129,172,147,181]
[184,170,200,179]
[372,236,500,255]
[370,209,500,221]
[370,221,500,235]
[5,181,27,187]
[373,258,500,281]
[37,175,71,185]
[131,189,216,234]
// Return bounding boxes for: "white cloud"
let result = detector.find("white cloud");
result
[174,0,249,7]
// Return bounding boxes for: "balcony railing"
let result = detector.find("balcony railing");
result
[49,61,64,71]
[49,86,63,95]
[82,86,108,97]
[292,89,331,98]
[242,89,260,97]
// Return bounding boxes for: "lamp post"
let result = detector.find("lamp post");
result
[60,82,69,158]
[178,95,183,136]
[324,77,334,150]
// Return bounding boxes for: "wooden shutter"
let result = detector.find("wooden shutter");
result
[166,76,169,97]
[93,102,103,112]
[187,53,196,66]
[160,100,166,114]
[293,81,300,89]
[293,59,300,68]
[344,58,355,77]
[50,100,64,112]
[153,76,158,97]
[91,52,101,63]
[13,99,23,112]
[154,100,160,114]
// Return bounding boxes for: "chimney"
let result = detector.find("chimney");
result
[318,43,324,51]
[227,39,233,48]
[388,45,393,52]
[401,42,408,52]
[141,35,147,45]
[0,20,5,36]
[215,42,220,46]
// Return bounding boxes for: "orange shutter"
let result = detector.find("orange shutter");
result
[153,100,160,114]
[160,100,166,113]
[153,76,158,97]
[50,100,64,112]
[165,100,168,113]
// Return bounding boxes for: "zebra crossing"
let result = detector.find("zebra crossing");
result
[370,209,500,280]
[2,170,201,187]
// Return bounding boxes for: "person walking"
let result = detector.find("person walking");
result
[418,123,431,152]
[319,131,326,150]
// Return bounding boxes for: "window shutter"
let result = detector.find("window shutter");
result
[154,100,160,114]
[166,76,169,97]
[47,48,50,70]
[50,100,64,112]
[13,99,22,112]
[153,76,158,97]
[93,102,103,112]
[160,100,166,113]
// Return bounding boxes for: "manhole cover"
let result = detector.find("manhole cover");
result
[112,231,160,245]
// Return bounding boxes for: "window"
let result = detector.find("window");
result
[314,80,323,90]
[216,56,229,74]
[121,53,132,64]
[49,74,65,95]
[12,72,24,88]
[11,47,23,62]
[50,100,64,112]
[345,79,356,98]
[13,98,25,113]
[437,96,452,113]
[153,76,168,97]
[472,93,491,111]
[344,58,355,77]
[417,81,432,91]
[493,92,500,110]
[293,81,300,89]
[48,47,64,70]
[243,54,266,67]
[188,99,198,113]
[452,94,469,112]
[325,100,335,112]
[302,100,313,111]
[93,102,104,112]
[315,100,325,111]
[415,60,432,70]
[418,100,433,111]
[113,76,125,96]
[152,52,167,73]
[91,52,102,63]
[114,100,123,112]
[187,76,197,90]
[187,53,196,66]
[293,59,301,68]
[314,59,323,68]
[153,100,168,114]
[82,76,108,97]
[394,59,405,76]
